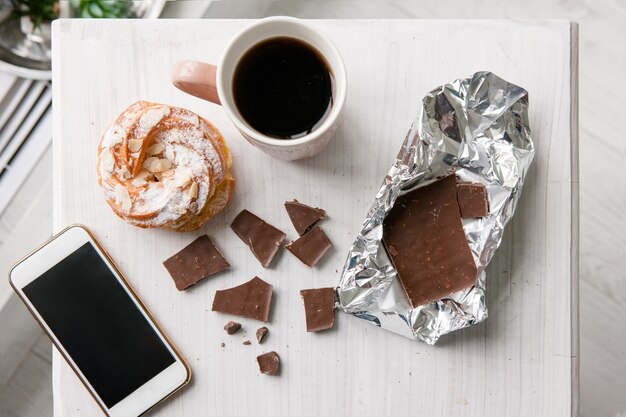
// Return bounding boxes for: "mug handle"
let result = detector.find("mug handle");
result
[171,60,221,105]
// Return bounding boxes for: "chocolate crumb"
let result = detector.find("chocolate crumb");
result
[256,326,269,344]
[257,351,280,375]
[224,320,241,334]
[243,340,251,345]
[220,342,225,348]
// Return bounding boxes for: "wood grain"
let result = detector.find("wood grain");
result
[52,19,577,417]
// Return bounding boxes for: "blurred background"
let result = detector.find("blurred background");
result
[0,1,623,417]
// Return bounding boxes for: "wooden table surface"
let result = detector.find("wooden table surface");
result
[52,19,578,417]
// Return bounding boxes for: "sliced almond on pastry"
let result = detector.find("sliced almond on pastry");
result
[159,159,173,172]
[128,139,142,153]
[136,169,151,179]
[146,143,165,155]
[188,181,198,199]
[114,184,132,211]
[102,130,122,148]
[100,148,115,172]
[131,169,152,187]
[162,169,175,177]
[139,106,170,130]
[150,158,172,173]
[189,202,199,213]
[144,157,172,173]
[143,157,158,170]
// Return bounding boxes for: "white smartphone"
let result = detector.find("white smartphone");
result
[9,224,190,417]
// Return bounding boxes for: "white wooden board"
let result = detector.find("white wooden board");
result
[52,19,578,417]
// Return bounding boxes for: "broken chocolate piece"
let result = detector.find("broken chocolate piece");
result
[243,340,251,345]
[212,276,273,322]
[383,175,478,307]
[284,199,327,235]
[224,321,241,335]
[300,288,336,332]
[163,235,230,291]
[257,352,280,375]
[286,227,332,267]
[231,210,286,268]
[256,326,269,344]
[456,182,489,218]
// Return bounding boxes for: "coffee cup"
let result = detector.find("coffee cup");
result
[172,16,347,161]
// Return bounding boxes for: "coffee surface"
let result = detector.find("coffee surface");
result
[233,37,333,139]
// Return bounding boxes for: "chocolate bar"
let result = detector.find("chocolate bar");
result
[163,235,229,291]
[457,182,489,218]
[284,199,327,235]
[383,175,478,307]
[286,226,332,267]
[231,209,285,268]
[300,287,336,332]
[212,276,273,322]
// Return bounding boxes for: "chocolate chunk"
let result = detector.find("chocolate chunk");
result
[300,288,336,332]
[257,352,280,375]
[243,340,251,345]
[456,182,488,218]
[286,227,332,267]
[256,326,269,344]
[224,320,241,334]
[231,210,286,268]
[163,235,230,291]
[383,175,478,307]
[284,199,327,235]
[212,276,273,322]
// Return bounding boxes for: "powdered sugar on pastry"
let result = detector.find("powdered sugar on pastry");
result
[97,101,234,231]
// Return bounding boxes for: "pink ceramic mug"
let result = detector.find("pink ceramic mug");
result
[172,16,347,161]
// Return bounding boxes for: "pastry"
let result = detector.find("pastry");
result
[97,101,234,231]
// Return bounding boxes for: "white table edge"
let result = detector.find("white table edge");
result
[50,18,579,417]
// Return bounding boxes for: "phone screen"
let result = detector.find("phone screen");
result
[22,242,176,408]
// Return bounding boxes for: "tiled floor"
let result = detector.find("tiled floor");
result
[0,1,624,416]
[0,332,52,417]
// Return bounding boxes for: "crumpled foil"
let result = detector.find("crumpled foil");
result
[336,71,535,344]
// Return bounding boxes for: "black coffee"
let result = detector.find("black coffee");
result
[233,37,333,139]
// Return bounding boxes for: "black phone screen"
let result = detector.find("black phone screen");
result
[22,242,176,408]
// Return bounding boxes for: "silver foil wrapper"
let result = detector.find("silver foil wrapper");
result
[336,72,535,344]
